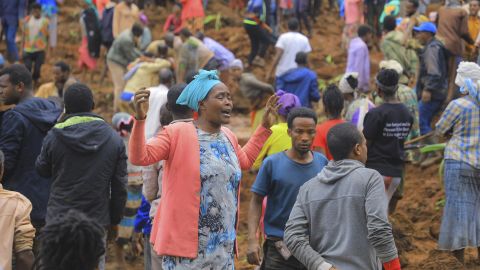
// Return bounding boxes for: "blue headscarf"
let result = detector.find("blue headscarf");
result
[176,70,222,112]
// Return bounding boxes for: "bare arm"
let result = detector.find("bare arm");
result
[16,250,34,270]
[247,192,265,265]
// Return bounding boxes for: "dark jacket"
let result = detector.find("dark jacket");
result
[36,113,127,226]
[82,7,102,58]
[276,67,321,108]
[0,97,62,224]
[0,0,26,20]
[416,37,449,101]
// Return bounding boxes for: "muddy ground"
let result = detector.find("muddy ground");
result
[5,0,479,269]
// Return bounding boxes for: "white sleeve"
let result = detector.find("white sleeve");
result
[305,39,312,53]
[276,34,286,49]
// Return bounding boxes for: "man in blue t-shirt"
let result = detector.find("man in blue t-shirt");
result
[247,107,328,270]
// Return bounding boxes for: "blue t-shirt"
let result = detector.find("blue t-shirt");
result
[251,151,328,238]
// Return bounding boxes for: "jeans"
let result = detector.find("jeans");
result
[23,51,46,81]
[244,24,276,65]
[2,17,19,62]
[261,239,306,270]
[418,99,443,135]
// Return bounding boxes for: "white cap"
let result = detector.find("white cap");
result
[229,59,243,70]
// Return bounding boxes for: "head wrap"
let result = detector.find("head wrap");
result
[229,59,244,70]
[139,13,148,25]
[339,72,358,94]
[379,60,403,76]
[176,69,222,112]
[455,61,480,102]
[276,90,301,117]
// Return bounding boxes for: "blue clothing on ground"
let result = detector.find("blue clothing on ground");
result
[251,151,328,238]
[0,97,61,224]
[134,196,152,235]
[276,67,321,108]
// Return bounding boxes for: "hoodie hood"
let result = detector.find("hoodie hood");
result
[280,67,311,83]
[13,97,62,133]
[52,113,113,153]
[317,159,365,184]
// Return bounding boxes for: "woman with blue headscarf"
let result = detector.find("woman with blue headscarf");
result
[436,61,480,264]
[129,70,278,269]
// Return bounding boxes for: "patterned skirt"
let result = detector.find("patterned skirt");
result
[438,159,480,250]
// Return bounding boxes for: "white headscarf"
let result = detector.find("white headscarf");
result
[339,72,358,94]
[455,61,480,102]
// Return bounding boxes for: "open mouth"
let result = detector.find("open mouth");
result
[221,109,232,118]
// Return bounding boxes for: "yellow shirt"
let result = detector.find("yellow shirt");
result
[252,122,291,170]
[466,15,480,55]
[35,77,77,98]
[0,185,35,270]
[123,59,171,94]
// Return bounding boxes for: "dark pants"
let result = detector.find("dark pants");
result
[23,51,46,81]
[261,239,306,270]
[366,0,386,37]
[296,10,311,36]
[2,17,19,62]
[244,23,276,65]
[418,99,443,135]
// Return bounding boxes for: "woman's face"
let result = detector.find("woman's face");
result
[200,83,233,126]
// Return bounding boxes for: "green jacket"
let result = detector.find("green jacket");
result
[381,30,418,79]
[107,29,142,67]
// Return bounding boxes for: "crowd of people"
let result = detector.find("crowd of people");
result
[0,0,479,270]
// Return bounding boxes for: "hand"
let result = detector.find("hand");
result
[246,241,262,265]
[421,90,431,103]
[133,88,150,120]
[261,95,280,129]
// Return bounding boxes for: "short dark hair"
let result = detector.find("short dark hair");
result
[358,25,372,38]
[346,74,358,90]
[376,69,399,96]
[160,104,173,126]
[159,68,173,84]
[295,52,308,65]
[157,43,168,56]
[195,31,205,41]
[132,23,144,37]
[63,83,94,114]
[288,18,299,31]
[31,3,42,10]
[185,70,197,84]
[180,28,192,38]
[322,84,344,119]
[167,83,191,115]
[0,64,33,90]
[36,210,105,270]
[383,15,397,32]
[327,123,364,161]
[287,107,317,129]
[54,61,71,73]
[408,0,419,8]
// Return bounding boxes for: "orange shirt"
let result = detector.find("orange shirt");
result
[313,119,345,160]
[466,15,480,54]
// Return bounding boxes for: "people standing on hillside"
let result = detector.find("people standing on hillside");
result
[295,0,311,37]
[267,18,311,82]
[35,61,77,101]
[0,64,62,231]
[364,0,385,45]
[276,52,320,108]
[107,23,143,112]
[180,0,205,33]
[436,61,480,265]
[129,69,277,269]
[436,0,475,103]
[112,0,139,38]
[35,83,127,270]
[1,0,27,63]
[22,3,49,88]
[247,107,328,269]
[252,90,301,170]
[363,69,413,213]
[465,0,480,62]
[78,0,102,82]
[37,0,59,55]
[0,150,36,270]
[313,85,345,160]
[342,0,364,49]
[163,2,182,34]
[244,0,276,67]
[285,122,401,270]
[346,25,372,93]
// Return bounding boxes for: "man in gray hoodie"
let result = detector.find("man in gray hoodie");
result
[284,123,401,270]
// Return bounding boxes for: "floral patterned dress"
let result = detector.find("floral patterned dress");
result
[162,129,242,270]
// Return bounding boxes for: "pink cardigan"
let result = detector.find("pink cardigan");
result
[129,120,271,258]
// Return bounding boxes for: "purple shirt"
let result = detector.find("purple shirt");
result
[203,37,235,70]
[346,37,370,92]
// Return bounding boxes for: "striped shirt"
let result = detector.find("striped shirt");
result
[435,96,480,168]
